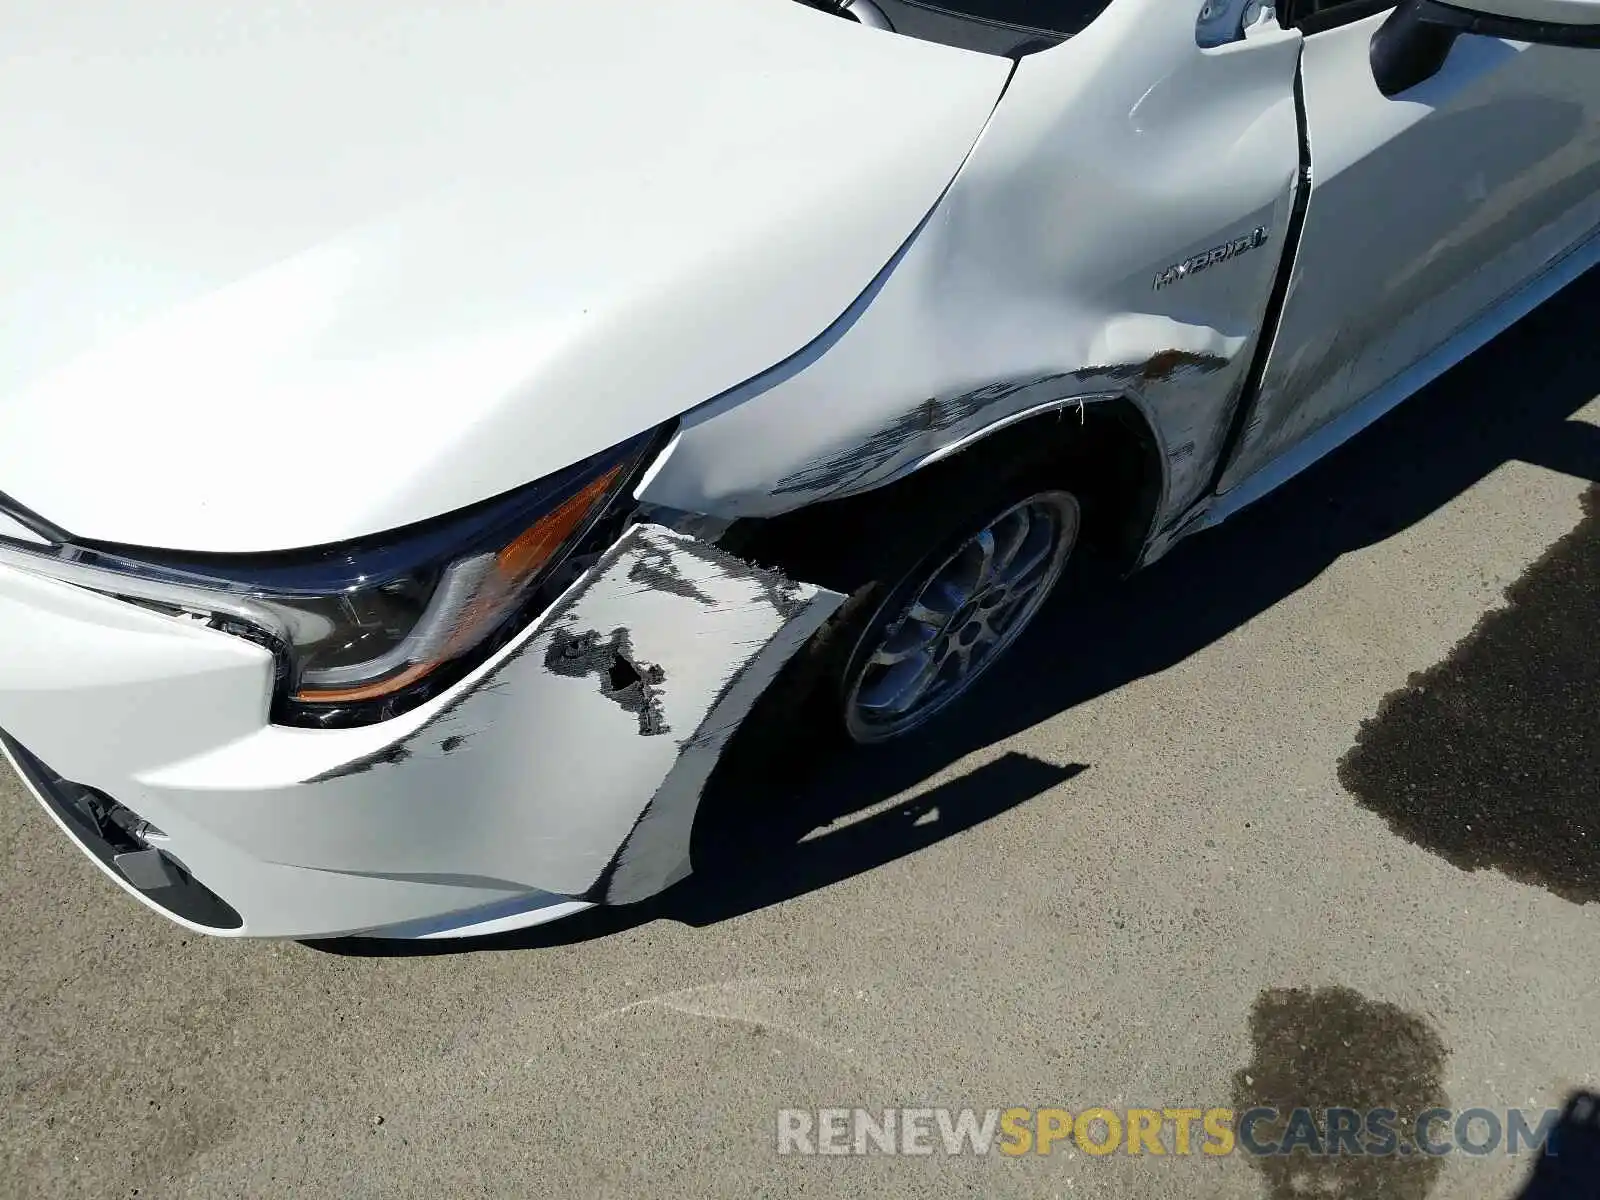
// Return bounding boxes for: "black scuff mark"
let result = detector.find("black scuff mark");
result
[1140,349,1230,382]
[771,359,1230,499]
[1071,350,1232,387]
[1070,364,1133,384]
[626,541,717,607]
[1339,486,1600,901]
[544,626,670,737]
[305,742,412,785]
[771,374,1069,498]
[306,588,595,784]
[1234,985,1448,1200]
[402,527,659,743]
[590,587,836,903]
[305,653,527,783]
[675,656,765,756]
[771,396,963,497]
[394,585,597,750]
[588,655,763,904]
[649,531,811,620]
[757,577,806,622]
[585,798,658,905]
[302,526,817,782]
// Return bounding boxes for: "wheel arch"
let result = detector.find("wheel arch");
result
[720,391,1166,584]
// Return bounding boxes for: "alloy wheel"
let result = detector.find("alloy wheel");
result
[842,490,1079,743]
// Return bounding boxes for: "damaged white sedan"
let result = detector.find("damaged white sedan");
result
[0,0,1597,938]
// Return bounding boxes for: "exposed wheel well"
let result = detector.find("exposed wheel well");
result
[722,396,1163,585]
[690,396,1159,871]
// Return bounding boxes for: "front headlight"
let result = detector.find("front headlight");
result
[1,430,666,727]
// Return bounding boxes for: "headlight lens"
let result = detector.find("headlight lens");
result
[3,430,665,727]
[279,463,625,707]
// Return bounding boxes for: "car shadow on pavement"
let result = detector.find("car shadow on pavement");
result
[1514,1091,1600,1200]
[311,751,1085,956]
[314,269,1599,958]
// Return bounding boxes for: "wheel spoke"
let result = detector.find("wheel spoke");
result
[905,582,965,632]
[993,558,1056,632]
[991,509,1031,578]
[870,617,939,666]
[857,649,941,717]
[1005,560,1051,600]
[997,525,1054,590]
[942,639,975,681]
[969,529,998,591]
[989,596,1030,636]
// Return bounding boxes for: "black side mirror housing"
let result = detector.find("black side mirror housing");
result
[1371,0,1600,97]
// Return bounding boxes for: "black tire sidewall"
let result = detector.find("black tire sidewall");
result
[690,455,1084,872]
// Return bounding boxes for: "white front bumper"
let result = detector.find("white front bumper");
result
[0,524,842,939]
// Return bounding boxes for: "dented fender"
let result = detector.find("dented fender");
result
[641,0,1305,554]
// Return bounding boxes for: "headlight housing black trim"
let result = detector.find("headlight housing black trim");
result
[1,427,671,729]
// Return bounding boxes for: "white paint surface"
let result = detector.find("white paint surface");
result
[0,526,843,937]
[0,0,1006,551]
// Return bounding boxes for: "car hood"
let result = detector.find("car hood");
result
[0,0,1008,552]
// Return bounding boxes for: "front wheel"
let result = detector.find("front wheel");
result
[690,459,1086,870]
[840,489,1079,743]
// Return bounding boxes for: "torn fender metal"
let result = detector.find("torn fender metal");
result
[18,524,842,938]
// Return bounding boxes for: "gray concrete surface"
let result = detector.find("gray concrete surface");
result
[2,273,1598,1200]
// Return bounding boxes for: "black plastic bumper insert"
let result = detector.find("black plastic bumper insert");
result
[0,732,242,931]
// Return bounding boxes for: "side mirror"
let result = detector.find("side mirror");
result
[1371,0,1600,97]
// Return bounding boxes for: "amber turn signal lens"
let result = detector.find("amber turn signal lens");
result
[493,464,622,585]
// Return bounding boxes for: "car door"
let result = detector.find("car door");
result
[1216,0,1600,493]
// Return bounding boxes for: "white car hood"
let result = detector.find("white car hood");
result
[0,0,1008,552]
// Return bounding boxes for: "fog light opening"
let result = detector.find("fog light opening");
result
[0,732,243,931]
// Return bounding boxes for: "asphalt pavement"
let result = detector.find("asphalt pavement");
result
[2,271,1597,1199]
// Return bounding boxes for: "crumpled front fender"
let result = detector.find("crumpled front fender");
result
[0,524,844,938]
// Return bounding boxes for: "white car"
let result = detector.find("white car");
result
[0,0,1596,940]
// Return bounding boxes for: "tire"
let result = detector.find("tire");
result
[690,450,1087,870]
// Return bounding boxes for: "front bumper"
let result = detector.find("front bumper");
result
[0,524,842,939]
